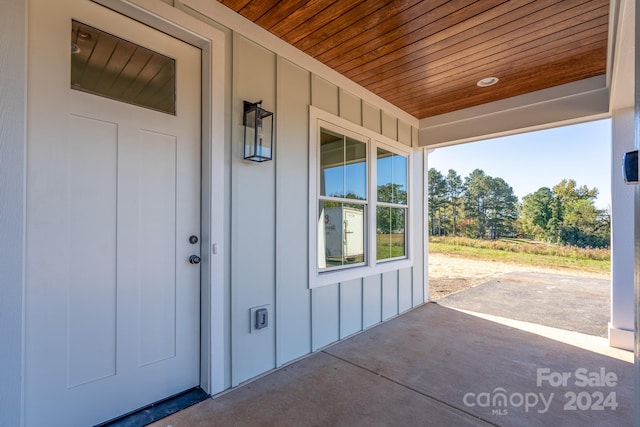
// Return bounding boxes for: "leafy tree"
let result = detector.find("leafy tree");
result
[428,168,447,235]
[520,187,554,239]
[427,168,609,247]
[377,183,407,233]
[520,179,609,247]
[560,199,610,247]
[377,183,407,205]
[553,179,607,247]
[553,179,598,203]
[484,177,518,238]
[463,169,491,237]
[445,169,464,235]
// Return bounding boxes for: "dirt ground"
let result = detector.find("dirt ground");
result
[428,253,610,301]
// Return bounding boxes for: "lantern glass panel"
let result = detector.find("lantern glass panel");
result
[257,110,273,160]
[244,107,257,159]
[244,104,273,162]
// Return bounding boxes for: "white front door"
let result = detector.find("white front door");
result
[26,1,202,425]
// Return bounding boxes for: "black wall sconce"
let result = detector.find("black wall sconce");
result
[623,150,638,184]
[243,100,274,162]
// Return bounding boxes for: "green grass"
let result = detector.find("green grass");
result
[429,236,610,274]
[377,233,406,260]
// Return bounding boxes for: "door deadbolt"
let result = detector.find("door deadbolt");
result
[189,255,201,265]
[189,235,199,244]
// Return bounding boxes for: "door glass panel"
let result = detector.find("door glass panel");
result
[71,20,176,115]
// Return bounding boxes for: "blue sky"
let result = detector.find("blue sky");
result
[427,119,612,209]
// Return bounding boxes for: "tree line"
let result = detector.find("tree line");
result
[428,168,610,248]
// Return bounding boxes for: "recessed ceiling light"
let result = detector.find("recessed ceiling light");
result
[477,77,499,87]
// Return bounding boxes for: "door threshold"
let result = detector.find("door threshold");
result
[96,387,209,427]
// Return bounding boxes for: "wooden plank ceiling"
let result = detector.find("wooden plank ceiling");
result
[216,0,609,119]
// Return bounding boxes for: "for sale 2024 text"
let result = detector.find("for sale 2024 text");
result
[537,367,618,412]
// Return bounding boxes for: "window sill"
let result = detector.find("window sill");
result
[310,258,413,288]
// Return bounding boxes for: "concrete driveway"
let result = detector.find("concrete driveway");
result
[438,272,610,337]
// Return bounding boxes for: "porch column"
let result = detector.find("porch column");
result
[634,0,640,425]
[610,111,636,351]
[609,0,635,352]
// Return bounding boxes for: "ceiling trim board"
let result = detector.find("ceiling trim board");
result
[419,77,610,147]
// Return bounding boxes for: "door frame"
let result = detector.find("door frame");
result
[93,0,227,395]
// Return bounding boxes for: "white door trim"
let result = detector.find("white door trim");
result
[92,0,227,395]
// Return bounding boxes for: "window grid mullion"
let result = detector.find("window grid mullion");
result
[376,201,408,208]
[319,196,368,205]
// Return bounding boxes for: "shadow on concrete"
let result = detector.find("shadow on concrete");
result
[150,303,632,427]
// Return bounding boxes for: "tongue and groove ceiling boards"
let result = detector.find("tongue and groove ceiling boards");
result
[215,0,609,119]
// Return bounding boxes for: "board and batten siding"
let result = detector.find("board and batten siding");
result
[230,34,277,385]
[227,32,425,386]
[0,1,27,425]
[275,57,312,366]
[307,78,424,352]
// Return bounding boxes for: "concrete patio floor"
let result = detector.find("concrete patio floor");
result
[150,303,633,427]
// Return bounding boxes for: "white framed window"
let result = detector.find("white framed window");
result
[309,107,412,288]
[376,145,408,262]
[317,126,369,271]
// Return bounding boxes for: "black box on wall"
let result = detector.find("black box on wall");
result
[623,150,638,183]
